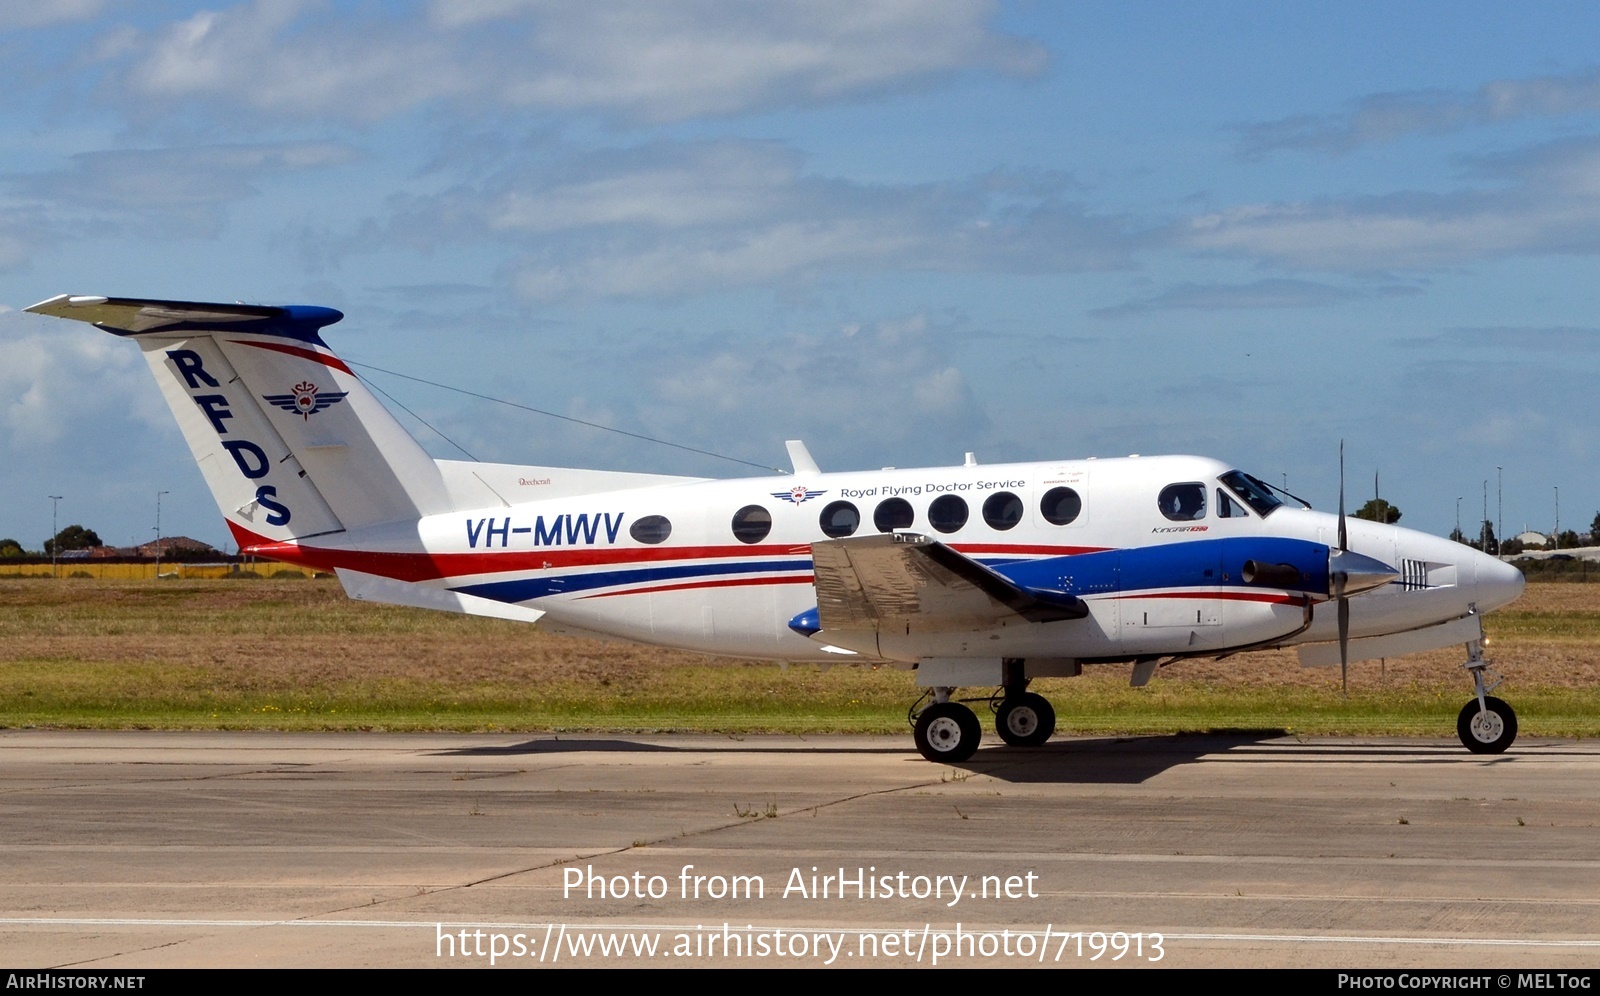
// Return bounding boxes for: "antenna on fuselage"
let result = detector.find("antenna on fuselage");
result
[786,440,821,476]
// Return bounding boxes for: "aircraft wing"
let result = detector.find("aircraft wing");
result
[810,533,1087,634]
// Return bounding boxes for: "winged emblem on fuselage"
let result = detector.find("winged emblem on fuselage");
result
[772,485,826,504]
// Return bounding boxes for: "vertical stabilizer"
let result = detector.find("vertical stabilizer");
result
[26,295,451,543]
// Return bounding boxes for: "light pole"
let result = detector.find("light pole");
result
[1497,466,1503,557]
[1555,486,1560,549]
[1483,480,1489,552]
[154,491,170,579]
[48,495,62,578]
[1456,496,1463,541]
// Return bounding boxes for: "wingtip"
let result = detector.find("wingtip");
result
[24,294,109,316]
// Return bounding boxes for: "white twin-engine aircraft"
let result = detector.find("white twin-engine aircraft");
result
[29,295,1528,762]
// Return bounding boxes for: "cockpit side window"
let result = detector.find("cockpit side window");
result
[1217,489,1247,518]
[1220,470,1283,517]
[1158,482,1206,521]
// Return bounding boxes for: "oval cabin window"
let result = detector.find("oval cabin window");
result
[730,505,773,544]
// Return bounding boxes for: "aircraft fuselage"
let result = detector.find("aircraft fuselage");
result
[246,454,1522,666]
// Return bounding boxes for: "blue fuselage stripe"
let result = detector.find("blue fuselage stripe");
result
[453,558,810,602]
[449,536,1332,606]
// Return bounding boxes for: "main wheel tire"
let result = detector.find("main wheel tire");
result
[1457,696,1517,754]
[913,702,983,763]
[995,692,1056,747]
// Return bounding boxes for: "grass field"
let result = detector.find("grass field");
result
[2,577,1599,738]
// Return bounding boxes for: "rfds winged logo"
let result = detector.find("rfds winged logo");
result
[773,485,826,505]
[262,381,349,421]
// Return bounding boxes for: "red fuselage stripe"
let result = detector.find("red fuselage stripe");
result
[234,521,1113,581]
[232,522,814,581]
[1113,590,1311,606]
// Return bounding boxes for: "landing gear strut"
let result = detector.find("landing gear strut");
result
[1458,638,1516,754]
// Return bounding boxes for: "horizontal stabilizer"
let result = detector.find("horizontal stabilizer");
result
[337,569,546,624]
[810,532,1086,634]
[26,294,341,340]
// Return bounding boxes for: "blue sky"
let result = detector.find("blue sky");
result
[3,0,1598,551]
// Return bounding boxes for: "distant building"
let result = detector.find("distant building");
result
[1515,531,1549,548]
[51,537,220,560]
[137,536,217,558]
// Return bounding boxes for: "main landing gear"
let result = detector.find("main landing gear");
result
[995,691,1055,748]
[909,679,1059,762]
[913,697,983,763]
[1458,639,1516,754]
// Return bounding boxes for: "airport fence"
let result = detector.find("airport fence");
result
[0,561,320,580]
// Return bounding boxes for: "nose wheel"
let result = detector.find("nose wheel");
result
[1458,696,1516,754]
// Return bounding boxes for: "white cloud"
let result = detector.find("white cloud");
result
[492,142,805,233]
[0,232,32,272]
[124,1,464,121]
[393,311,989,476]
[111,0,1043,123]
[388,139,1136,299]
[1424,327,1600,352]
[9,142,358,237]
[1237,68,1600,156]
[0,318,156,449]
[1183,136,1600,271]
[1090,278,1421,317]
[0,0,110,31]
[636,313,988,469]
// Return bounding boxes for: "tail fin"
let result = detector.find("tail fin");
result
[26,294,450,544]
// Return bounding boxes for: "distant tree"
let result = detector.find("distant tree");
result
[1500,537,1525,556]
[43,525,101,556]
[1479,519,1497,555]
[1353,498,1401,524]
[1558,530,1581,550]
[1449,527,1467,544]
[0,538,22,559]
[1590,510,1600,542]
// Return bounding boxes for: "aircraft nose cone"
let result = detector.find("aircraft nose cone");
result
[1329,548,1399,597]
[1474,551,1525,612]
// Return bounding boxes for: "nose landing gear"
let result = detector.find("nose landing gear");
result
[1458,638,1516,754]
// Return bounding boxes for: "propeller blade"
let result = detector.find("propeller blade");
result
[1337,440,1348,553]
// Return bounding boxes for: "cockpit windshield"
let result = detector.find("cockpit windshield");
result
[1220,470,1284,518]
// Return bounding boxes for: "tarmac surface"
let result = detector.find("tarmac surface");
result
[3,729,1599,969]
